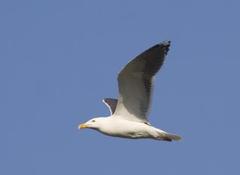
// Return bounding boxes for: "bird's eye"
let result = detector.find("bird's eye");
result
[92,120,96,123]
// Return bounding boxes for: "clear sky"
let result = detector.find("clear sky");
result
[1,0,240,174]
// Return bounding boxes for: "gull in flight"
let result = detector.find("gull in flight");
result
[78,41,181,141]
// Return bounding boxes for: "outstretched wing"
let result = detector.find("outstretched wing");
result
[113,41,171,123]
[102,98,118,115]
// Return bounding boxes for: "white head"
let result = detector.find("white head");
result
[78,117,106,130]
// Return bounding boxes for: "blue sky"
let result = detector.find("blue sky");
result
[1,0,240,174]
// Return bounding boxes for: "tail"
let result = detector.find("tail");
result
[156,131,182,142]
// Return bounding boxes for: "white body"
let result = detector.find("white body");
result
[81,117,180,141]
[98,117,163,139]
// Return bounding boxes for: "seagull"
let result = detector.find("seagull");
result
[78,41,181,141]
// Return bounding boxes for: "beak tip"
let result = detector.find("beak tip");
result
[78,124,82,130]
[78,123,87,129]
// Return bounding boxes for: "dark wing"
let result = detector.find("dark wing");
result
[113,41,171,123]
[102,98,118,115]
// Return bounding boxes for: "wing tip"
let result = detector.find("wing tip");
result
[158,40,171,47]
[156,40,171,55]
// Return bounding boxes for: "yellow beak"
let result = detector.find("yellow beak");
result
[78,123,89,129]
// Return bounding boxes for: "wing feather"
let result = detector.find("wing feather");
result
[102,98,118,115]
[114,41,171,123]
